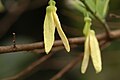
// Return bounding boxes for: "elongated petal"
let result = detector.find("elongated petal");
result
[44,11,55,54]
[81,34,90,73]
[89,30,102,73]
[53,12,70,52]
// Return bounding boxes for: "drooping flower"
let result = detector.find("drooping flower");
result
[81,17,102,73]
[44,0,70,54]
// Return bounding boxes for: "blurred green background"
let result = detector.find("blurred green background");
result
[0,0,120,80]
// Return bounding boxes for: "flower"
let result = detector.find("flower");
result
[81,17,102,73]
[44,0,70,54]
[81,30,102,73]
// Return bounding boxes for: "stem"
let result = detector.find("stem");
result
[50,53,83,80]
[0,30,119,54]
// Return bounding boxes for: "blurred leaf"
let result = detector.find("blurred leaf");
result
[96,0,110,20]
[66,0,87,16]
[67,0,110,21]
[85,0,96,13]
[85,0,110,21]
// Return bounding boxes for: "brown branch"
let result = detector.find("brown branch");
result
[2,46,68,80]
[0,30,120,54]
[50,53,83,80]
[2,52,54,80]
[31,44,77,54]
[109,13,120,19]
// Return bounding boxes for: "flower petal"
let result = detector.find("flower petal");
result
[89,30,102,73]
[44,9,55,54]
[53,12,70,52]
[81,33,90,73]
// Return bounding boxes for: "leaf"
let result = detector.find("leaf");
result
[102,0,110,18]
[53,12,70,52]
[89,30,102,73]
[67,0,87,16]
[85,0,109,21]
[85,0,96,13]
[81,33,90,73]
[96,0,110,20]
[44,7,55,54]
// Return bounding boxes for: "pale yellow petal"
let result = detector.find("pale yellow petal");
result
[44,11,55,54]
[89,30,102,73]
[53,12,70,52]
[81,34,90,73]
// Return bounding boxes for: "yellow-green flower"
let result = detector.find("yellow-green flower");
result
[81,17,102,73]
[44,0,70,54]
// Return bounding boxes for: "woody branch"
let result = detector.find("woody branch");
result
[0,29,120,54]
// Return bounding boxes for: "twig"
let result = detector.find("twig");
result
[0,30,120,54]
[2,52,54,80]
[31,44,77,54]
[100,40,111,49]
[12,33,16,48]
[50,53,83,80]
[109,13,120,19]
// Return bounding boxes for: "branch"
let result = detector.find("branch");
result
[0,30,120,54]
[109,13,120,19]
[3,52,54,80]
[50,53,83,80]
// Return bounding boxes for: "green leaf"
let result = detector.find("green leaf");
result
[85,0,96,13]
[85,0,110,21]
[96,0,110,20]
[68,0,87,16]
